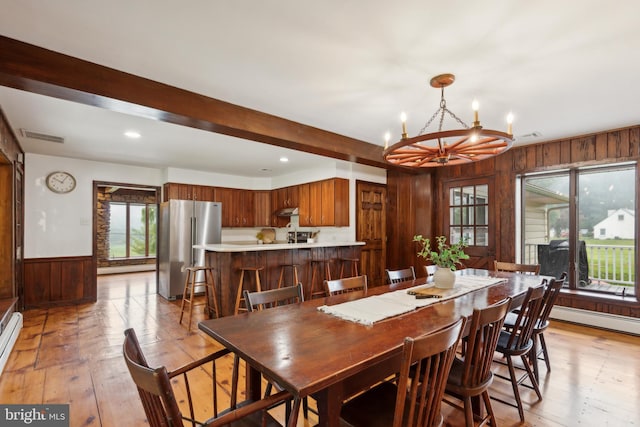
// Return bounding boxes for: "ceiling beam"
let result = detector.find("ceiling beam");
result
[0,35,388,169]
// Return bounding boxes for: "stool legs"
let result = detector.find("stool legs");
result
[310,260,331,299]
[180,267,217,331]
[179,269,197,330]
[204,268,220,319]
[340,258,360,278]
[278,264,300,288]
[234,268,263,315]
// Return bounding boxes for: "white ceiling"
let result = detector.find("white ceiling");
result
[1,0,639,177]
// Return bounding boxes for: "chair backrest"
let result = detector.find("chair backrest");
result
[386,267,416,284]
[394,317,465,427]
[494,261,541,275]
[504,283,546,351]
[123,328,186,427]
[244,283,304,311]
[460,298,511,388]
[536,272,566,329]
[324,275,368,296]
[425,265,437,277]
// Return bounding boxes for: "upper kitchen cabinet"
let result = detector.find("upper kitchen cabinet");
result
[254,191,271,227]
[163,182,215,202]
[215,187,254,227]
[299,178,349,227]
[271,185,299,227]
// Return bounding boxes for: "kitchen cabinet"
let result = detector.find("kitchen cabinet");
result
[253,191,271,227]
[216,187,254,227]
[163,183,215,202]
[298,178,349,226]
[271,185,299,227]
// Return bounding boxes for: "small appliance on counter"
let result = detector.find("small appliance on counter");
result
[287,231,312,243]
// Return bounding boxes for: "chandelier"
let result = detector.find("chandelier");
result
[382,73,514,167]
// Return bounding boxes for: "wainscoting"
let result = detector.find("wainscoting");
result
[24,256,96,309]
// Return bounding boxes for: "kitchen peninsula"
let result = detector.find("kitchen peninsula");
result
[199,241,365,316]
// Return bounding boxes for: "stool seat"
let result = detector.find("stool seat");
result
[234,266,264,315]
[339,257,360,278]
[179,266,218,331]
[277,263,300,289]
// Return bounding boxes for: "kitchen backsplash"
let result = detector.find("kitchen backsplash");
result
[221,216,353,243]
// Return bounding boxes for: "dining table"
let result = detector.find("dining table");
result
[198,268,547,427]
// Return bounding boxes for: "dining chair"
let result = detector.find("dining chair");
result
[123,328,290,427]
[340,317,465,427]
[493,260,541,274]
[323,275,368,296]
[244,283,313,422]
[492,284,546,422]
[503,272,567,382]
[444,298,511,427]
[386,266,416,284]
[244,282,304,311]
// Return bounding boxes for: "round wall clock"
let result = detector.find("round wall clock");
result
[46,171,77,194]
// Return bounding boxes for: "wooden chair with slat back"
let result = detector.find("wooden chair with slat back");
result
[492,283,546,422]
[123,328,290,427]
[503,272,567,382]
[340,317,465,427]
[244,283,304,311]
[493,261,541,274]
[444,298,511,427]
[323,275,368,297]
[386,267,416,284]
[243,283,313,422]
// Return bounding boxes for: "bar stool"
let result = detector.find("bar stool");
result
[309,259,331,299]
[234,266,264,314]
[339,257,360,278]
[277,263,300,289]
[179,266,218,331]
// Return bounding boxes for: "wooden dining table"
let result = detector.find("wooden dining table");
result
[198,268,547,427]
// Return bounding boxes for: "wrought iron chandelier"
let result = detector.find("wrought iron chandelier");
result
[382,73,514,167]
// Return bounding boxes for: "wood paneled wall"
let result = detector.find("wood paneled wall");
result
[386,125,640,316]
[24,256,96,309]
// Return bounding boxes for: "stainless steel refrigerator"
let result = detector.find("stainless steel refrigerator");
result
[158,200,222,300]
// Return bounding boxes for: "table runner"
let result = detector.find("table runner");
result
[318,274,505,325]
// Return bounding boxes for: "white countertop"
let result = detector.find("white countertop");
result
[196,241,365,252]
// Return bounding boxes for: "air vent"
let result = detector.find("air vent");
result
[519,131,542,139]
[19,129,65,143]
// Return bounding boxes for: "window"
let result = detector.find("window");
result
[449,184,488,246]
[108,202,157,259]
[518,164,636,296]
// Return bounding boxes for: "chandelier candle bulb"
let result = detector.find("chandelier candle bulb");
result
[507,112,514,135]
[400,112,408,139]
[472,99,480,126]
[384,132,390,149]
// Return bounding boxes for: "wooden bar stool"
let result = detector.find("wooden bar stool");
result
[234,266,264,315]
[179,266,218,331]
[309,259,331,299]
[339,257,360,278]
[277,263,300,288]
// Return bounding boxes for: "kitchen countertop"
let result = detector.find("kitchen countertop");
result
[196,241,365,252]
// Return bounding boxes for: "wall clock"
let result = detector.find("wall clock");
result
[46,171,76,194]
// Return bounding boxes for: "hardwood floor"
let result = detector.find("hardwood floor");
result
[0,271,638,426]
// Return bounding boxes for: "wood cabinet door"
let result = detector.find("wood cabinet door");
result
[298,184,311,226]
[215,187,235,227]
[310,181,323,226]
[254,191,271,227]
[332,178,350,226]
[241,190,255,227]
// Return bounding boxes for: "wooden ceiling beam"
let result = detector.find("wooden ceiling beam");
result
[0,35,388,169]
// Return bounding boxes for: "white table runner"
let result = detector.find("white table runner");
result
[318,275,505,325]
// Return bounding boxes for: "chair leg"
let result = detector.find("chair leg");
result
[520,354,543,400]
[463,396,474,427]
[482,390,497,427]
[539,332,551,372]
[506,355,525,422]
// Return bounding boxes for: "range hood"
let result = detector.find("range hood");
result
[276,207,299,217]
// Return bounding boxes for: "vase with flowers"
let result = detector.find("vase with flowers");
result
[413,235,469,289]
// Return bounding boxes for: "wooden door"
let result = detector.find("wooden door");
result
[356,181,386,287]
[441,177,496,269]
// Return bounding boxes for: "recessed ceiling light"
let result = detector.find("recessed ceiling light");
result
[280,157,289,163]
[124,130,141,139]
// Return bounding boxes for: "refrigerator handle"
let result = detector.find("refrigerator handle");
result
[191,216,197,267]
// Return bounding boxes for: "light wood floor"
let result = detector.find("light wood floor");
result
[1,272,638,426]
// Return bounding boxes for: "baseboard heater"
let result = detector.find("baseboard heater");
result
[0,312,23,375]
[551,306,640,336]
